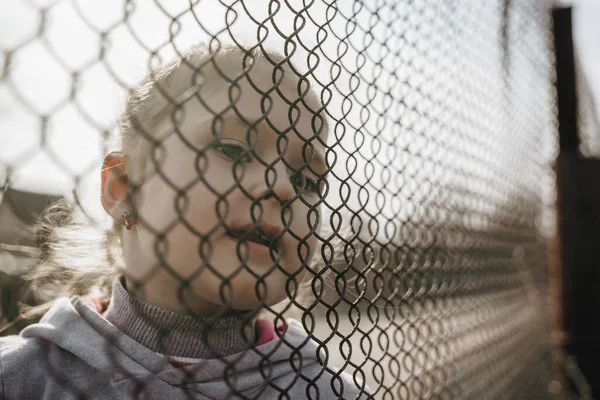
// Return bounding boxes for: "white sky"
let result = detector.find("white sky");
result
[573,2,600,115]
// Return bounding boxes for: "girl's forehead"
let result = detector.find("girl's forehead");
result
[184,77,327,140]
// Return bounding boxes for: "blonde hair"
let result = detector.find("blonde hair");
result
[4,44,338,331]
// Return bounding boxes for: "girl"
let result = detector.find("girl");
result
[0,45,371,399]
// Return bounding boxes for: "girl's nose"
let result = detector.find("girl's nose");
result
[253,162,295,205]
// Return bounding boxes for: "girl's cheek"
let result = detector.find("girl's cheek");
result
[133,177,177,232]
[295,201,319,232]
[199,156,243,194]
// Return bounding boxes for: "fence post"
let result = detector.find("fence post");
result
[553,6,600,397]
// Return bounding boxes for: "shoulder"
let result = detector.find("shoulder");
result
[0,333,47,364]
[0,329,106,399]
[0,299,77,370]
[1,332,64,368]
[0,334,49,398]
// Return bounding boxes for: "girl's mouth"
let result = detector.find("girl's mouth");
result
[226,230,281,258]
[227,235,280,258]
[227,229,271,246]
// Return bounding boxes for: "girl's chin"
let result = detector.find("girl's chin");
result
[223,293,289,310]
[213,286,291,310]
[186,269,293,310]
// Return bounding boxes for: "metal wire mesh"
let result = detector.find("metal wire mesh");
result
[0,0,559,399]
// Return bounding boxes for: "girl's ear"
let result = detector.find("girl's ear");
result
[101,152,130,222]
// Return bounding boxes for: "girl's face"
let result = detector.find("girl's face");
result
[125,67,327,313]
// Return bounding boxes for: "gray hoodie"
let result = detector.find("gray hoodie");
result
[0,288,371,399]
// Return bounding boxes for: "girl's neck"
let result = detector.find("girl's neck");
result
[104,276,259,359]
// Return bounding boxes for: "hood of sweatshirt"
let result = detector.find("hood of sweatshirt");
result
[17,297,365,399]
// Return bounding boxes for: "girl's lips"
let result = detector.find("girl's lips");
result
[226,235,281,259]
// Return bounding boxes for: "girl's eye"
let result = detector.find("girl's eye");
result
[291,172,322,195]
[214,142,252,163]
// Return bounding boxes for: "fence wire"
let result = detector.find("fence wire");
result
[0,0,558,399]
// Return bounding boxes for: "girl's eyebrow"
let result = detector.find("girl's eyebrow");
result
[223,116,328,175]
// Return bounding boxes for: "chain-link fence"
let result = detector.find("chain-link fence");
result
[0,0,560,399]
